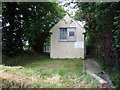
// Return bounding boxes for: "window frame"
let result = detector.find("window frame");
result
[59,27,76,42]
[59,28,68,41]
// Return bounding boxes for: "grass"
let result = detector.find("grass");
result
[1,54,99,88]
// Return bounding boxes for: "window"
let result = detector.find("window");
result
[59,28,67,40]
[69,32,74,36]
[59,28,76,41]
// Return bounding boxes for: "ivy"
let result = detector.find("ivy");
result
[75,2,120,87]
[75,2,120,69]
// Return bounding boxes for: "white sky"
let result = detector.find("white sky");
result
[59,1,77,16]
[59,1,86,27]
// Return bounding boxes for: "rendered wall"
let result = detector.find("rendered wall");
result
[50,15,85,59]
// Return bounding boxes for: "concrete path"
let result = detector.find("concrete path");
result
[84,58,115,88]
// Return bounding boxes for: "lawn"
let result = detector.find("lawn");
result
[1,54,99,88]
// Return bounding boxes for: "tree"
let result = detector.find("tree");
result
[2,3,24,56]
[75,2,120,68]
[75,2,120,87]
[2,2,66,56]
[112,10,120,57]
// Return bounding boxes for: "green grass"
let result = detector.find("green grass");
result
[1,54,99,88]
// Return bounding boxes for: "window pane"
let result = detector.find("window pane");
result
[67,28,76,41]
[69,32,74,36]
[59,28,67,40]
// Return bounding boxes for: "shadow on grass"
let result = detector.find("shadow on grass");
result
[2,53,50,66]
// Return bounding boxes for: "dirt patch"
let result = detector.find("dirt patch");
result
[44,74,61,84]
[0,71,35,88]
[73,80,88,88]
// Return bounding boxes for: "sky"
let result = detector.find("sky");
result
[59,1,86,27]
[59,1,77,16]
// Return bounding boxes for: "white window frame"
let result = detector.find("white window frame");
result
[59,28,67,41]
[59,27,76,42]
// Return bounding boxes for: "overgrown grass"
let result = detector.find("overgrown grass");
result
[1,54,99,88]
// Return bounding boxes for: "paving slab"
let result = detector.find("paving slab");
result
[84,58,115,88]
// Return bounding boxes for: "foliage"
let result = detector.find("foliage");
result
[75,2,120,87]
[96,57,120,88]
[2,3,24,56]
[44,36,50,46]
[2,2,66,56]
[112,10,120,56]
[109,69,120,88]
[75,2,120,68]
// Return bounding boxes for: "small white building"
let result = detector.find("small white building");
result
[50,15,86,59]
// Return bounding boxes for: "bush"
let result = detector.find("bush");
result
[95,58,120,88]
[109,69,120,88]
